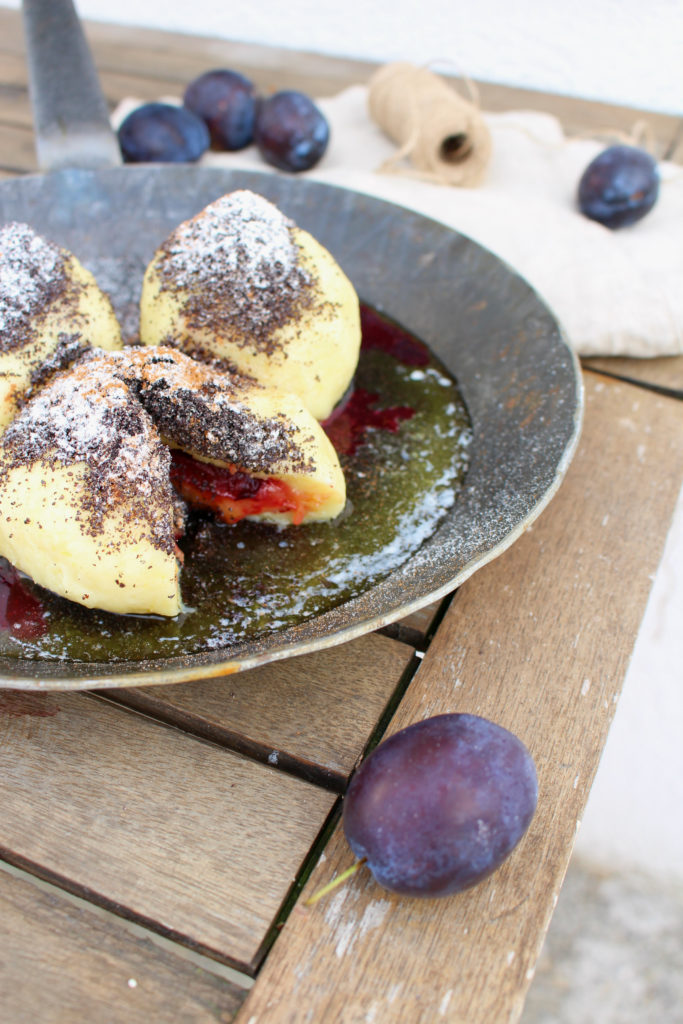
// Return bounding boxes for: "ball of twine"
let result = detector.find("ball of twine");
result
[367,62,492,187]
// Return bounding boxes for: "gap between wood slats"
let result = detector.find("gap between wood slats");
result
[586,368,683,400]
[0,860,249,1019]
[377,595,452,647]
[0,800,337,978]
[0,691,337,974]
[0,774,340,978]
[95,648,420,792]
[0,686,346,975]
[581,356,683,399]
[252,795,343,970]
[0,855,254,988]
[0,842,260,971]
[93,632,418,793]
[94,686,352,791]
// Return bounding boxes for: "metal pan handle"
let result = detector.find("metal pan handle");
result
[22,0,122,170]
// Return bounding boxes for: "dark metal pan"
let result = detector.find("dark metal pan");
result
[0,0,582,689]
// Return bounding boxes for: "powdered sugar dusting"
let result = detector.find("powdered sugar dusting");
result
[100,346,315,476]
[169,190,298,291]
[0,222,67,346]
[0,355,174,550]
[155,189,316,355]
[10,360,146,469]
[0,342,320,551]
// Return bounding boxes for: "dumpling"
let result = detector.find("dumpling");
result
[139,190,361,421]
[0,221,122,432]
[0,346,345,616]
[0,355,181,616]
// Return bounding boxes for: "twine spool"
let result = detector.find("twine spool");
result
[368,62,492,187]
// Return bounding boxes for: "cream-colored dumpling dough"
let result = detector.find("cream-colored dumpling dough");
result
[0,346,346,616]
[0,221,122,432]
[139,190,361,421]
[0,358,182,616]
[0,462,182,616]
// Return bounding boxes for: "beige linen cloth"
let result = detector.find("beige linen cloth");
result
[116,85,683,357]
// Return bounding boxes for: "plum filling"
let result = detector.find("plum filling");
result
[0,560,48,639]
[359,304,430,367]
[322,388,414,456]
[169,449,320,525]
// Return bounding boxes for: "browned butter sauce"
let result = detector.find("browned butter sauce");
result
[0,305,471,663]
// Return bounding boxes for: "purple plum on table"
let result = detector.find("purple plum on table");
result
[254,90,330,172]
[343,713,538,897]
[578,144,659,229]
[183,69,258,151]
[117,102,209,163]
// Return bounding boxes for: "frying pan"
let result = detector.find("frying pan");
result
[0,0,583,689]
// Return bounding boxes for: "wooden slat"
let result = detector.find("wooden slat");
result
[583,353,683,396]
[1,7,681,152]
[0,863,246,1024]
[67,18,683,151]
[237,371,683,1023]
[383,599,444,642]
[0,120,36,175]
[0,50,199,127]
[0,691,335,974]
[80,23,373,100]
[0,9,375,100]
[667,121,683,163]
[0,71,30,128]
[106,633,415,790]
[0,6,29,51]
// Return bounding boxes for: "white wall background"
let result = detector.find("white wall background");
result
[3,0,683,114]
[574,486,683,883]
[4,0,683,884]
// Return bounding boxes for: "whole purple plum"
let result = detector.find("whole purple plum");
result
[343,713,538,897]
[117,102,209,164]
[254,90,329,172]
[183,69,258,151]
[578,144,659,229]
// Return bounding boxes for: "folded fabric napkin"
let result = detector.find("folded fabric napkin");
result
[115,86,683,358]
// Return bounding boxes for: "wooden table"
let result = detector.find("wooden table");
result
[1,10,683,1022]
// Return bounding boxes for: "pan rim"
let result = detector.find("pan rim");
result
[0,165,584,689]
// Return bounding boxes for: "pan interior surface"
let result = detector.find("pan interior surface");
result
[0,166,582,687]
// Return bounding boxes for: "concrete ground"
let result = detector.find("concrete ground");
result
[520,857,683,1024]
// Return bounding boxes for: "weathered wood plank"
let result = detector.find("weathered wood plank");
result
[0,119,36,174]
[66,17,683,150]
[583,354,683,396]
[0,9,378,98]
[0,691,335,974]
[1,7,681,152]
[0,69,30,128]
[106,633,414,790]
[379,599,444,645]
[0,862,247,1024]
[666,120,683,163]
[237,372,683,1023]
[0,49,199,127]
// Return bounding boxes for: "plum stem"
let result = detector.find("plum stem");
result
[304,858,367,907]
